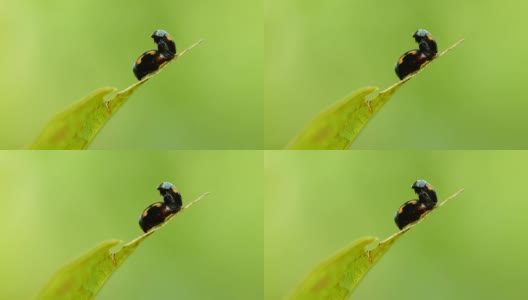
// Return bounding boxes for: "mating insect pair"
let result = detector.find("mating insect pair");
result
[139,182,183,233]
[394,29,438,80]
[394,180,438,230]
[133,30,177,80]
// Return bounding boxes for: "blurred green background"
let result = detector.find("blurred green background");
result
[265,0,527,149]
[265,151,528,299]
[0,0,262,149]
[0,151,262,299]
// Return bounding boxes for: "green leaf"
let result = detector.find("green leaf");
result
[28,39,204,150]
[286,189,464,300]
[37,192,209,300]
[286,39,464,150]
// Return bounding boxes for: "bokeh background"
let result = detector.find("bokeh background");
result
[0,0,262,149]
[265,151,528,299]
[265,0,528,149]
[0,151,263,299]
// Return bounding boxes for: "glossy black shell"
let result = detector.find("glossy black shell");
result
[413,29,437,60]
[138,202,174,233]
[394,199,428,230]
[157,182,183,211]
[133,50,164,80]
[412,179,438,209]
[152,29,176,59]
[394,49,427,80]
